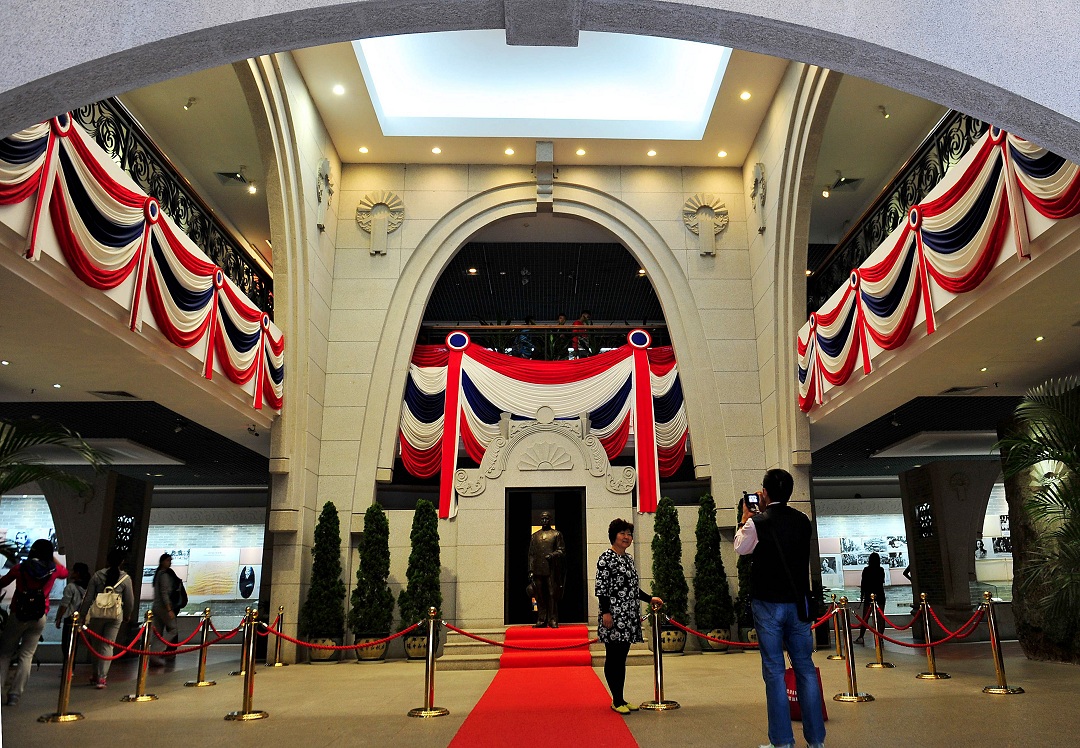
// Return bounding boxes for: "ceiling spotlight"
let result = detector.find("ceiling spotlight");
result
[878,105,890,119]
[247,183,257,195]
[467,267,478,275]
[717,150,727,158]
[576,148,586,156]
[637,268,646,276]
[0,360,8,366]
[332,84,346,95]
[358,146,369,154]
[980,367,988,372]
[805,269,813,276]
[647,150,657,157]
[1035,335,1044,342]
[821,187,830,198]
[504,147,515,156]
[247,424,260,437]
[183,97,197,111]
[52,383,61,389]
[431,147,442,155]
[739,91,752,101]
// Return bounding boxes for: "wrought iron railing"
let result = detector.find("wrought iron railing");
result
[418,324,670,360]
[807,111,990,315]
[71,98,274,316]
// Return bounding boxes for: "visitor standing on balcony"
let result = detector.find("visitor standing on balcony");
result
[572,310,592,358]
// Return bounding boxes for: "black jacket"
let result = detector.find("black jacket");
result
[749,502,813,604]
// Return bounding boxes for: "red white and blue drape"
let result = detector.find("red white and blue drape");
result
[400,330,688,518]
[798,128,1080,413]
[0,115,283,411]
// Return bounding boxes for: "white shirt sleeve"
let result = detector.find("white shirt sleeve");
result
[734,518,759,555]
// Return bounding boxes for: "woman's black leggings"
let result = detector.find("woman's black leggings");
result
[603,641,632,705]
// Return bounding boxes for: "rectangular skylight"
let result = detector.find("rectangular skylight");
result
[353,30,731,140]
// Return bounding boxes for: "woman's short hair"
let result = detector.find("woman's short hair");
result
[158,553,172,566]
[28,538,53,561]
[608,518,634,544]
[868,552,881,567]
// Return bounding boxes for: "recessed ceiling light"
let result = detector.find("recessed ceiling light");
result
[980,367,988,372]
[431,147,442,154]
[358,146,369,154]
[183,97,197,111]
[504,148,515,156]
[576,148,586,156]
[821,188,830,198]
[467,267,478,275]
[647,150,657,157]
[332,84,346,96]
[1035,336,1044,342]
[52,383,61,389]
[717,150,727,158]
[804,269,813,276]
[637,268,646,276]
[740,91,752,101]
[0,360,8,366]
[247,183,257,194]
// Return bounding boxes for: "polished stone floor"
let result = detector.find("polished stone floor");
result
[1,637,1074,747]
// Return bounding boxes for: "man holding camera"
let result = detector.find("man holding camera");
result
[734,468,826,748]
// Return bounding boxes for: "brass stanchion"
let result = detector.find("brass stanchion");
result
[916,594,949,679]
[833,597,873,702]
[185,608,217,687]
[265,605,288,667]
[230,607,252,676]
[38,612,84,722]
[122,610,158,702]
[225,610,269,720]
[639,604,679,710]
[827,594,844,660]
[408,607,449,717]
[865,594,894,669]
[981,592,1024,695]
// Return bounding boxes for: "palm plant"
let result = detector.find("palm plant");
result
[997,377,1080,656]
[0,418,109,496]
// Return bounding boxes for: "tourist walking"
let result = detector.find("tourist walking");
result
[79,549,134,689]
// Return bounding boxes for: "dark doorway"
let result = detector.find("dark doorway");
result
[505,489,587,625]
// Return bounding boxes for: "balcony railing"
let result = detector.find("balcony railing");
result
[418,323,670,360]
[807,110,990,315]
[71,98,274,316]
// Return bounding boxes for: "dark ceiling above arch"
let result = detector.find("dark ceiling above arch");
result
[422,242,665,325]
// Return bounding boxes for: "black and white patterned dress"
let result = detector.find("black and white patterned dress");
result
[594,549,647,644]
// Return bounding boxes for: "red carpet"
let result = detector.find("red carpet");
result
[450,626,637,748]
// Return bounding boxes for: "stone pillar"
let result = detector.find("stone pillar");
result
[899,460,999,636]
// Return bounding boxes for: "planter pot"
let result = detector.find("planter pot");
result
[355,635,389,662]
[700,629,730,653]
[738,627,758,649]
[308,637,342,662]
[659,626,687,654]
[404,634,429,660]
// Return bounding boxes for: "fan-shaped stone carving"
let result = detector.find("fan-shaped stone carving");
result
[682,193,729,235]
[355,190,405,233]
[518,441,574,471]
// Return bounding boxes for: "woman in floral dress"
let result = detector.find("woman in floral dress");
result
[594,518,662,714]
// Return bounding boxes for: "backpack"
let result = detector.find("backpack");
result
[169,576,188,613]
[12,580,46,622]
[88,573,129,622]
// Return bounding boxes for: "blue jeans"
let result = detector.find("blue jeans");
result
[752,599,826,748]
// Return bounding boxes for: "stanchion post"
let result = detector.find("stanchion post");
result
[266,605,287,667]
[916,594,949,680]
[866,594,894,669]
[38,612,85,722]
[639,603,679,710]
[186,608,217,687]
[226,609,270,720]
[827,595,844,661]
[408,607,449,717]
[833,597,873,703]
[122,610,158,702]
[982,592,1024,695]
[230,607,252,676]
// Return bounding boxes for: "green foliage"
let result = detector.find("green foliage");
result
[349,503,394,636]
[734,554,754,628]
[650,496,689,624]
[397,498,442,630]
[693,494,735,631]
[997,377,1080,646]
[0,418,109,495]
[299,501,346,639]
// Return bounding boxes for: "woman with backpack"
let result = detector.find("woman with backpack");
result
[79,549,134,689]
[150,553,182,666]
[54,562,90,668]
[0,538,68,706]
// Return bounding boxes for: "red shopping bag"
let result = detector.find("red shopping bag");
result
[785,667,828,721]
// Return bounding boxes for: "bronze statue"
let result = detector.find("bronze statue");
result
[528,511,566,628]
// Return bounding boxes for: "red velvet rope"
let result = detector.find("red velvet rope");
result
[81,623,242,658]
[210,618,245,639]
[849,607,984,648]
[874,604,922,631]
[78,626,147,661]
[443,623,600,650]
[261,621,422,650]
[663,617,759,647]
[151,618,204,647]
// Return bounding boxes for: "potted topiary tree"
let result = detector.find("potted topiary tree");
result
[349,502,394,662]
[299,501,347,662]
[734,554,758,648]
[693,494,736,652]
[651,496,689,654]
[397,497,442,660]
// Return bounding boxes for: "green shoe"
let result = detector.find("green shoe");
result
[610,703,631,715]
[625,702,639,711]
